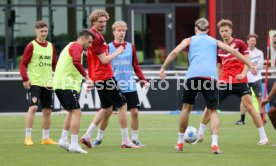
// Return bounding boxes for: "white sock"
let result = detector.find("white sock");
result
[42,129,50,139]
[121,128,129,143]
[61,129,69,141]
[84,123,97,138]
[132,130,138,141]
[71,134,79,146]
[177,132,185,144]
[211,134,218,147]
[258,127,267,140]
[198,123,207,136]
[25,128,32,137]
[96,129,104,140]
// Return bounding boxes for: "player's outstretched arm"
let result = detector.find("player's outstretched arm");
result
[236,55,250,80]
[217,40,253,69]
[160,38,189,79]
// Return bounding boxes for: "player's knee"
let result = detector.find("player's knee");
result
[244,103,254,111]
[28,106,38,112]
[131,110,138,118]
[104,113,111,120]
[42,108,52,115]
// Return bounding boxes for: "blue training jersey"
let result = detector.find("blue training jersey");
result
[109,42,137,93]
[186,33,218,80]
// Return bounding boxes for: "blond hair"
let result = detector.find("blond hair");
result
[195,18,209,31]
[112,21,128,31]
[217,19,233,29]
[89,9,110,25]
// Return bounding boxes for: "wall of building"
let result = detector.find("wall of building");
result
[216,0,276,57]
[0,0,128,37]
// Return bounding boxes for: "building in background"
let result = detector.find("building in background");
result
[0,0,206,70]
[0,0,276,71]
[216,0,276,68]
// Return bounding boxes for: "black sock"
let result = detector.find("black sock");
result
[241,114,245,121]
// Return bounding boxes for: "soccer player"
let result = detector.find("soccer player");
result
[159,18,253,154]
[262,81,276,131]
[237,34,265,125]
[91,21,149,148]
[196,19,269,146]
[80,10,139,148]
[20,20,57,146]
[53,29,94,154]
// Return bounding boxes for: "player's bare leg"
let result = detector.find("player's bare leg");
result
[42,108,51,131]
[209,108,220,154]
[41,108,57,145]
[92,109,112,147]
[175,103,192,151]
[130,108,144,146]
[118,104,139,148]
[80,107,112,148]
[58,111,72,151]
[193,107,210,144]
[256,96,266,124]
[242,94,268,145]
[24,106,38,146]
[236,102,246,125]
[68,109,87,154]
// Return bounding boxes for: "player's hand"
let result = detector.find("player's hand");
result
[85,77,94,93]
[160,68,166,79]
[261,98,269,108]
[235,73,246,81]
[23,80,31,89]
[116,45,125,55]
[141,80,150,89]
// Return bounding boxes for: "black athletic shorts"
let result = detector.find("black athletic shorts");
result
[248,80,262,97]
[28,85,53,109]
[218,83,251,104]
[55,89,80,110]
[95,77,126,109]
[182,77,218,109]
[123,91,140,110]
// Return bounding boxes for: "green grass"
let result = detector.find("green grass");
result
[0,113,275,166]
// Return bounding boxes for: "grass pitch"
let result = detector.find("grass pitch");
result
[0,113,275,166]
